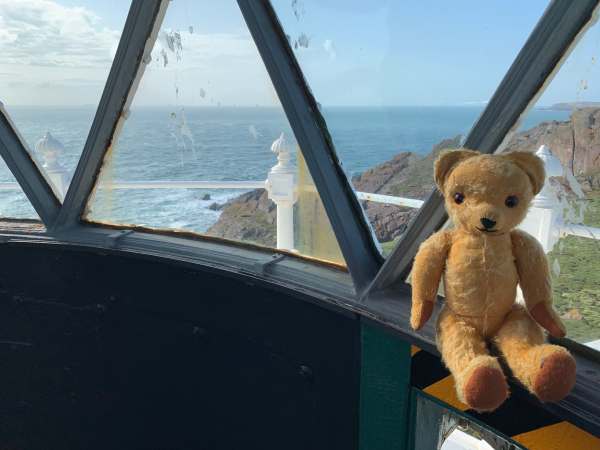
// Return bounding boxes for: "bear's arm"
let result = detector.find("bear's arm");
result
[410,230,452,330]
[511,229,566,338]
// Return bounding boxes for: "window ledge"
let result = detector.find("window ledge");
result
[1,223,599,438]
[365,288,600,438]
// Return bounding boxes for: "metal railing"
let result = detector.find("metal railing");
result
[1,142,598,251]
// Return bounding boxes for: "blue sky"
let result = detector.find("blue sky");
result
[1,0,599,107]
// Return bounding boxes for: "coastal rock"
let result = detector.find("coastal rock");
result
[505,108,600,176]
[353,136,461,241]
[206,188,276,246]
[208,108,600,247]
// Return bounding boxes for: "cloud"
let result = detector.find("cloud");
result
[0,0,121,68]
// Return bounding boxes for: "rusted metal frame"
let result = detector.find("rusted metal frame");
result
[51,0,167,231]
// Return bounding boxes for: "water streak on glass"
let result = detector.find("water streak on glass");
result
[84,0,346,266]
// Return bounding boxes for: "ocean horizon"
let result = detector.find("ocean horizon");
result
[0,105,571,229]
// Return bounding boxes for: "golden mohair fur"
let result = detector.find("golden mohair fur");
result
[411,149,576,412]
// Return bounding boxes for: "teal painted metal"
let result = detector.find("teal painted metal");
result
[359,322,411,450]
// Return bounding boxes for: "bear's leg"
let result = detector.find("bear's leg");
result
[494,305,576,403]
[438,309,508,411]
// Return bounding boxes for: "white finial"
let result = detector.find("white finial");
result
[270,132,293,174]
[536,144,563,178]
[34,131,69,199]
[536,144,585,199]
[270,132,286,155]
[35,132,65,171]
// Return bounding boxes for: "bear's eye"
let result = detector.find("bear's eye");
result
[505,195,519,208]
[453,192,465,204]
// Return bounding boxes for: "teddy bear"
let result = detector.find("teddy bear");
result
[410,149,577,412]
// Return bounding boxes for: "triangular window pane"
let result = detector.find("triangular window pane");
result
[0,1,131,200]
[0,158,39,220]
[271,0,549,255]
[498,13,600,347]
[84,1,345,266]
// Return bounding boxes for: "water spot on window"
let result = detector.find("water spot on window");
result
[323,39,336,59]
[248,125,261,140]
[157,30,183,68]
[188,25,194,34]
[161,30,183,60]
[160,48,169,67]
[169,108,196,164]
[553,258,561,277]
[291,0,305,21]
[199,88,206,99]
[296,32,310,49]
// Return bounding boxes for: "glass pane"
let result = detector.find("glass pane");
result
[0,1,131,200]
[498,14,600,348]
[414,393,523,450]
[0,158,39,220]
[84,0,345,266]
[271,0,550,255]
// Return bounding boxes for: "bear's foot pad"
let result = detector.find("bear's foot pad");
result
[533,350,576,403]
[464,366,509,412]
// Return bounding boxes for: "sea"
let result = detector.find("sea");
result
[0,106,570,231]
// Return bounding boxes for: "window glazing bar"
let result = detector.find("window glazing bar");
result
[52,0,166,232]
[0,105,60,225]
[366,0,600,295]
[237,0,382,293]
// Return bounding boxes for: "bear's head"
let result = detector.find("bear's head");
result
[434,149,545,235]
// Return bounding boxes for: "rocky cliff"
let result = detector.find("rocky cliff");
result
[206,189,276,245]
[505,107,600,177]
[351,136,461,241]
[208,108,600,247]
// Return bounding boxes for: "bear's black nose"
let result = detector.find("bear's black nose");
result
[480,217,496,230]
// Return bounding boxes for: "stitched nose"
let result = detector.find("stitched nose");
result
[480,217,496,230]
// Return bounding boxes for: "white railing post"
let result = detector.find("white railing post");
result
[518,145,564,253]
[35,132,69,199]
[265,133,296,251]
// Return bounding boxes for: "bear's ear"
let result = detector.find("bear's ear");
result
[502,151,546,195]
[434,149,479,192]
